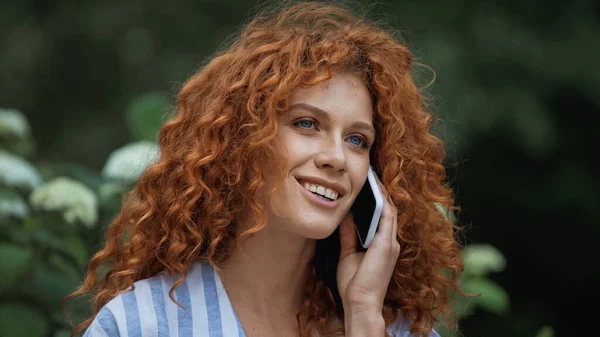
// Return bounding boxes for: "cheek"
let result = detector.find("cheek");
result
[350,162,370,192]
[267,177,300,208]
[280,138,316,164]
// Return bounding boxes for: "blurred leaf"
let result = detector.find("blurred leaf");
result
[32,227,65,250]
[0,138,35,159]
[62,235,87,268]
[51,311,69,328]
[464,278,509,315]
[53,329,71,337]
[98,180,132,208]
[49,253,81,281]
[0,303,48,337]
[0,188,29,219]
[433,322,459,337]
[462,244,506,277]
[126,92,168,141]
[9,227,30,244]
[0,243,32,293]
[29,264,79,307]
[434,202,457,222]
[535,325,555,337]
[36,161,104,191]
[23,217,37,232]
[451,292,477,320]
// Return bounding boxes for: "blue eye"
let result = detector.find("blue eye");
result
[348,134,368,148]
[295,119,316,129]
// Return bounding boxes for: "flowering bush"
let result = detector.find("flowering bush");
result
[0,98,160,337]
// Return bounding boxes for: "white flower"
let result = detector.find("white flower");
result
[0,108,31,139]
[29,177,98,228]
[0,191,29,219]
[0,150,42,189]
[102,140,159,181]
[462,244,507,277]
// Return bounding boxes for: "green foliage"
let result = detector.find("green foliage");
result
[462,244,506,277]
[434,234,551,336]
[125,92,170,142]
[0,303,48,337]
[535,326,555,337]
[434,242,510,337]
[463,278,509,315]
[0,105,159,337]
[0,243,33,292]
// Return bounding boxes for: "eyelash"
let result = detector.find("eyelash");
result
[292,118,371,149]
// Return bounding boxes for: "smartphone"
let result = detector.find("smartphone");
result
[350,166,384,248]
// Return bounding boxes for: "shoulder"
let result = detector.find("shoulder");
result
[387,315,441,337]
[83,261,211,337]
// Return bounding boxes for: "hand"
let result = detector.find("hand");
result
[337,176,400,335]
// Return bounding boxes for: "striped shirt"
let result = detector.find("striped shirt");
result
[83,261,440,337]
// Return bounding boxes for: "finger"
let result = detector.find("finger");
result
[351,177,399,292]
[375,181,394,241]
[375,178,398,245]
[352,207,395,291]
[385,190,400,260]
[339,212,358,259]
[391,206,398,242]
[392,211,400,260]
[368,180,396,266]
[374,174,389,199]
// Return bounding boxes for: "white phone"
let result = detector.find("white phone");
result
[350,166,384,248]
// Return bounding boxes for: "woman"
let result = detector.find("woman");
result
[66,2,464,337]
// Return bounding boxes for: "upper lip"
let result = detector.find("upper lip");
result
[295,175,348,196]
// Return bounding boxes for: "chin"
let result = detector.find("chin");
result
[293,219,340,240]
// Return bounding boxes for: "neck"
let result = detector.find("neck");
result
[220,222,316,317]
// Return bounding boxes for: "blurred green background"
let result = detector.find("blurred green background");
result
[1,0,598,336]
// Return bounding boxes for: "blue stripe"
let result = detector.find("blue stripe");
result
[236,315,246,337]
[176,278,193,336]
[149,276,170,337]
[202,264,223,337]
[122,290,142,337]
[97,306,119,336]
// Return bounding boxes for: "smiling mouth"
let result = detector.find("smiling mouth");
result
[296,178,339,201]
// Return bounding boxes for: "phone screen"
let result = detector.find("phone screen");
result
[351,182,376,246]
[350,167,381,248]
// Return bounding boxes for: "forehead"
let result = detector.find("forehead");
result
[288,72,374,123]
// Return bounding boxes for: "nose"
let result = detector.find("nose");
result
[314,137,347,172]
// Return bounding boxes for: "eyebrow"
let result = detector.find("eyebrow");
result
[288,103,376,136]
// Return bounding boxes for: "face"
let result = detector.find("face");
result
[263,71,375,239]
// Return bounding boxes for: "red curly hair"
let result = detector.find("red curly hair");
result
[66,2,464,336]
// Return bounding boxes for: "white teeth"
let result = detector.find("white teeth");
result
[324,189,334,199]
[316,186,325,195]
[300,181,339,200]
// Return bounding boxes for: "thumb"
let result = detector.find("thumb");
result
[339,212,358,259]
